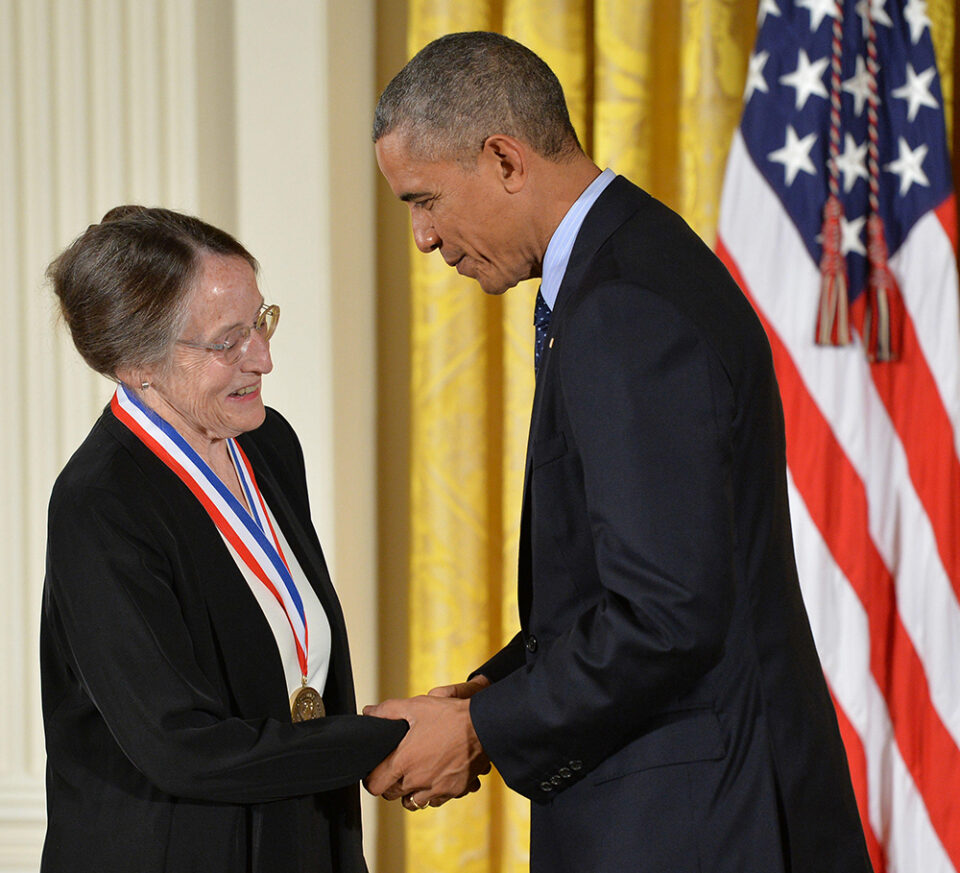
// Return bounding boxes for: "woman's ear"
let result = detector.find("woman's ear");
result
[115,365,155,391]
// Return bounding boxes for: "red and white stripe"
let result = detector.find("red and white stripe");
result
[717,129,960,873]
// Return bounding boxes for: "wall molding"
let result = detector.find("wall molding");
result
[0,779,45,870]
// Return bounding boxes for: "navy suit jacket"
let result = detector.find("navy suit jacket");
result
[41,405,406,873]
[470,177,872,873]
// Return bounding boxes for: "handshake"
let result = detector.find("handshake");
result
[362,676,493,812]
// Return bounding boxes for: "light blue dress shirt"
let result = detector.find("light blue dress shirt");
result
[539,168,616,311]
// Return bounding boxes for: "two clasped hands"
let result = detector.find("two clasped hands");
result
[363,676,493,812]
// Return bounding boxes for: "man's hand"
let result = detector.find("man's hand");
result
[363,693,491,811]
[427,674,491,699]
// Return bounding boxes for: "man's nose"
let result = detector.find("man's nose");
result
[411,211,440,253]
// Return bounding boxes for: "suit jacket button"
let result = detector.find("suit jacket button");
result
[525,635,538,652]
[558,767,572,779]
[569,760,583,771]
[550,775,563,786]
[539,781,554,792]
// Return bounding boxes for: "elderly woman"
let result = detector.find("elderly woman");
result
[40,206,405,873]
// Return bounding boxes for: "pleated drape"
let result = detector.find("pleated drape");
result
[398,3,955,871]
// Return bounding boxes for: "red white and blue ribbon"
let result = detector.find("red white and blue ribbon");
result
[111,383,310,680]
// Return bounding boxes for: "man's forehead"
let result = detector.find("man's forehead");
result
[376,133,463,198]
[375,130,426,167]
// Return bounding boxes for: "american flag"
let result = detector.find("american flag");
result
[716,2,960,871]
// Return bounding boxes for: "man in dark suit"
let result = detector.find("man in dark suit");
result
[365,31,873,873]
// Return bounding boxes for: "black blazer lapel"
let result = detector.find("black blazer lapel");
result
[237,434,358,714]
[239,442,346,640]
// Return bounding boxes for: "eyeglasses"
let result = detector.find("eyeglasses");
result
[177,304,279,364]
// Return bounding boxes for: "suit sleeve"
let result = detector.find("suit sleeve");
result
[44,477,406,804]
[470,633,526,683]
[469,281,737,800]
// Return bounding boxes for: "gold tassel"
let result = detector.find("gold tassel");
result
[816,194,852,346]
[864,213,902,363]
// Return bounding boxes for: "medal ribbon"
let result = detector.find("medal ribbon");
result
[111,383,309,681]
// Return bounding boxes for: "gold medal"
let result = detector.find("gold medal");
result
[291,683,325,722]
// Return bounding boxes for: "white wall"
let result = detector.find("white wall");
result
[0,0,381,868]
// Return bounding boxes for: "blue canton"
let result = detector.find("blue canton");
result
[741,0,952,304]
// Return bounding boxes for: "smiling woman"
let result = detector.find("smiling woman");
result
[39,206,406,873]
[118,250,278,500]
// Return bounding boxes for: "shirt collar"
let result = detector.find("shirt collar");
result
[539,168,616,310]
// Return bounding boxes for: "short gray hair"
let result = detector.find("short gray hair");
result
[373,31,581,164]
[48,206,258,381]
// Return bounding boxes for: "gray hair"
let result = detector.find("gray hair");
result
[47,205,258,381]
[373,31,581,164]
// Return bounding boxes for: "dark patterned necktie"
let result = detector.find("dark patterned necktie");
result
[534,288,552,373]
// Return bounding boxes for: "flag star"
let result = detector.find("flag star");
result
[780,49,829,111]
[744,50,770,103]
[840,214,867,257]
[884,136,930,195]
[757,0,781,27]
[903,0,931,44]
[816,213,866,257]
[892,63,939,122]
[798,0,839,31]
[768,125,818,186]
[855,0,893,37]
[832,134,869,192]
[842,56,877,117]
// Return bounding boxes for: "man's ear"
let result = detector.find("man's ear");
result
[481,135,529,193]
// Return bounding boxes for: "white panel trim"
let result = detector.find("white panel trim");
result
[232,0,334,559]
[160,0,199,209]
[0,779,45,871]
[0,0,27,792]
[322,0,380,860]
[126,0,163,203]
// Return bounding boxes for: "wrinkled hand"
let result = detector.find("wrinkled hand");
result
[363,692,491,811]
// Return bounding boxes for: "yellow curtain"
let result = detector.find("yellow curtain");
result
[399,3,956,872]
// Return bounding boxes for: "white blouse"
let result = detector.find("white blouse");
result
[218,497,332,700]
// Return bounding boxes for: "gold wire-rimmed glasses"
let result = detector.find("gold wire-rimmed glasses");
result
[177,304,279,364]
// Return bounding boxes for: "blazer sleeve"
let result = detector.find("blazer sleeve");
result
[44,472,406,805]
[470,280,737,800]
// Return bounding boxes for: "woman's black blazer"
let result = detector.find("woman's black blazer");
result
[40,404,405,873]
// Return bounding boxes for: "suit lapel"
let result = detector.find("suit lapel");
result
[516,177,646,626]
[553,177,646,320]
[527,177,643,431]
